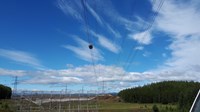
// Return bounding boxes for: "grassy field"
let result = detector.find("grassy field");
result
[0,99,178,112]
[0,100,15,112]
[99,101,177,112]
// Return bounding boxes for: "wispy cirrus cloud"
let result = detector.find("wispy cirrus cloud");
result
[105,23,121,38]
[93,0,138,32]
[0,49,45,70]
[57,0,83,22]
[57,0,121,39]
[85,1,122,38]
[62,36,103,62]
[89,30,121,53]
[84,1,103,26]
[98,36,120,54]
[92,0,154,46]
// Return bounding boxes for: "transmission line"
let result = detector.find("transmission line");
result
[81,0,99,111]
[119,0,165,85]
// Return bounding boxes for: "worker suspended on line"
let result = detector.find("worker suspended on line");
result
[88,44,93,49]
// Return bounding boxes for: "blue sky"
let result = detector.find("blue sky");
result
[0,0,200,92]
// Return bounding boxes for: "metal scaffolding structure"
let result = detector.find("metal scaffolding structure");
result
[12,90,100,112]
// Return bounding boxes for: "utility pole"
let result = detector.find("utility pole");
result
[14,76,18,95]
[65,84,68,112]
[102,80,105,95]
[65,84,68,94]
[59,91,61,112]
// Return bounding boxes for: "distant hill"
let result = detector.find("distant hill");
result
[118,81,200,111]
[0,84,12,99]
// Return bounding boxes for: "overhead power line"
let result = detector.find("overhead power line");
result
[118,0,165,85]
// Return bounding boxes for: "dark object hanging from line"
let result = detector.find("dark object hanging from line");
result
[89,44,93,49]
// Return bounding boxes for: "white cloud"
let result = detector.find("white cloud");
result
[3,61,199,91]
[148,0,200,82]
[165,36,200,70]
[134,46,144,50]
[23,76,82,84]
[98,37,120,53]
[89,30,121,53]
[0,49,45,70]
[0,68,26,76]
[129,31,152,45]
[154,0,200,37]
[0,64,142,88]
[63,36,103,62]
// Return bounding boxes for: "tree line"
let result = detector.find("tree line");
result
[0,84,12,99]
[118,81,200,111]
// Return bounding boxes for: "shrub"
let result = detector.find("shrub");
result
[152,105,159,112]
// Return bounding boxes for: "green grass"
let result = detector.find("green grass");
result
[98,101,178,112]
[0,99,178,112]
[0,100,14,112]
